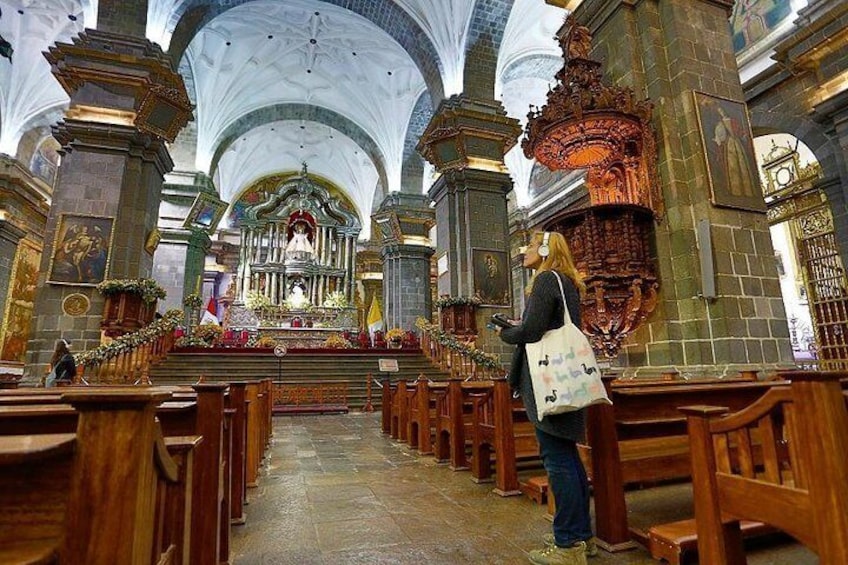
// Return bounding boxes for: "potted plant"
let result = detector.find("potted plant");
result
[97,278,167,337]
[434,295,481,336]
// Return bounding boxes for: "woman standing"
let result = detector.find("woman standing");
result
[47,339,76,387]
[495,231,595,565]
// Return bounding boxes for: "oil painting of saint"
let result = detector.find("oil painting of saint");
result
[48,214,114,285]
[473,249,510,306]
[1,242,41,362]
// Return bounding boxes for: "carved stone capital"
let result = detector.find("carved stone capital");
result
[417,94,521,173]
[373,193,436,245]
[45,29,193,142]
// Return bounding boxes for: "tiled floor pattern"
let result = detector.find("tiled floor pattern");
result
[231,413,816,564]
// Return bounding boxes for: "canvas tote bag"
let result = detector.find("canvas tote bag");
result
[525,272,611,418]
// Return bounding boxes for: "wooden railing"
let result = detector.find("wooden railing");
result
[415,318,506,381]
[74,309,183,385]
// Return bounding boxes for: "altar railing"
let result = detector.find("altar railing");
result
[415,318,506,381]
[74,309,183,385]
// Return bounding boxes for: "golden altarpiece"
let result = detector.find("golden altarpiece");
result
[229,166,361,342]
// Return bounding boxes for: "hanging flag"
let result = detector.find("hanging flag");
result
[200,296,219,325]
[367,296,383,336]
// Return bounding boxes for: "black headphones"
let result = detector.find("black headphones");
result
[538,232,551,258]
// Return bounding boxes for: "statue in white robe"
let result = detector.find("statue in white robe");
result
[285,222,314,261]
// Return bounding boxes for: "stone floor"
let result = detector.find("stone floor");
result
[231,413,816,564]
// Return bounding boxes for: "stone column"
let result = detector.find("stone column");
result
[573,0,794,375]
[26,25,192,375]
[418,95,520,351]
[374,193,435,331]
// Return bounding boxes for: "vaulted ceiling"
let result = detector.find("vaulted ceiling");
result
[0,0,804,237]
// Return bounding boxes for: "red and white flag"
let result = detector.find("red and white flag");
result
[200,296,219,325]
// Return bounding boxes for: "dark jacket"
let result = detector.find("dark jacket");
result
[54,353,77,383]
[499,270,585,442]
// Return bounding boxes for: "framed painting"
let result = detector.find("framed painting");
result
[1,241,41,362]
[472,249,510,306]
[184,192,227,233]
[694,92,766,213]
[47,214,114,286]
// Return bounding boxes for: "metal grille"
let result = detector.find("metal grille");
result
[799,231,848,369]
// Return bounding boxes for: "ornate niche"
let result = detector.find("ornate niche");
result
[522,16,661,358]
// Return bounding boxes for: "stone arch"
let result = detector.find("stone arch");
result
[400,91,432,195]
[462,0,515,99]
[749,108,848,269]
[167,0,444,107]
[208,103,389,193]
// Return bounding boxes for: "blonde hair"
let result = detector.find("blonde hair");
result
[526,231,586,296]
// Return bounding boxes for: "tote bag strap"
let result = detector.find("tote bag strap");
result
[551,271,573,327]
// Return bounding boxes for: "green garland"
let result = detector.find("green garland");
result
[75,309,184,366]
[415,317,503,371]
[434,295,482,309]
[97,278,167,304]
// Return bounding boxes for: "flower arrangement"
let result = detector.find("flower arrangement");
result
[385,328,406,342]
[97,278,167,304]
[322,290,348,309]
[434,295,482,309]
[75,309,184,366]
[244,290,270,311]
[284,294,313,311]
[175,335,211,348]
[254,336,277,348]
[182,293,203,309]
[194,323,223,344]
[324,333,353,349]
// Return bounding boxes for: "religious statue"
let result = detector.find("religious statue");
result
[563,16,593,61]
[285,221,314,261]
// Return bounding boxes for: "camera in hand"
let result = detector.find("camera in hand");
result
[489,313,513,329]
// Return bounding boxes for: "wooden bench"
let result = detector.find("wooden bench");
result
[0,390,195,564]
[0,383,257,565]
[681,370,848,565]
[584,374,783,553]
[432,378,493,471]
[469,378,541,496]
[406,375,437,455]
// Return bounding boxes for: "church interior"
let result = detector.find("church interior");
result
[1,0,847,563]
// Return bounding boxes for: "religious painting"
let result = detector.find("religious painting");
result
[29,137,60,187]
[730,0,792,54]
[184,192,227,233]
[47,214,114,286]
[1,241,41,362]
[472,249,510,306]
[694,92,766,213]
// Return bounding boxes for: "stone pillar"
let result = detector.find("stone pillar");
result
[418,95,521,351]
[25,27,192,376]
[374,193,435,331]
[574,0,794,375]
[153,171,216,312]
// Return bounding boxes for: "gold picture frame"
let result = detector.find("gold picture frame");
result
[47,213,114,286]
[183,192,227,234]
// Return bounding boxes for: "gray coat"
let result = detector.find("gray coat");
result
[499,270,586,442]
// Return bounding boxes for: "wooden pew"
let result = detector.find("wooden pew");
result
[389,379,409,442]
[1,384,240,565]
[468,378,541,496]
[0,389,192,564]
[681,370,848,565]
[406,375,436,455]
[585,375,783,553]
[226,382,249,525]
[431,378,493,471]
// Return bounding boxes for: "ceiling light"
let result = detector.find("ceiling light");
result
[68,14,77,21]
[267,35,273,39]
[310,38,317,44]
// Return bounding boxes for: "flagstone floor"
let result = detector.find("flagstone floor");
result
[231,413,816,564]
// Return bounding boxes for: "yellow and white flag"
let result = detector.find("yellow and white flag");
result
[367,296,383,336]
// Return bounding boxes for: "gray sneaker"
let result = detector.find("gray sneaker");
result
[542,534,598,557]
[528,541,588,565]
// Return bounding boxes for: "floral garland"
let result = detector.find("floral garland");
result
[415,318,503,371]
[75,309,184,366]
[182,293,203,309]
[97,278,167,304]
[244,290,270,311]
[175,335,211,348]
[434,295,482,309]
[324,333,353,349]
[194,323,223,343]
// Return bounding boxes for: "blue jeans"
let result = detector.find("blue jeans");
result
[535,427,593,547]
